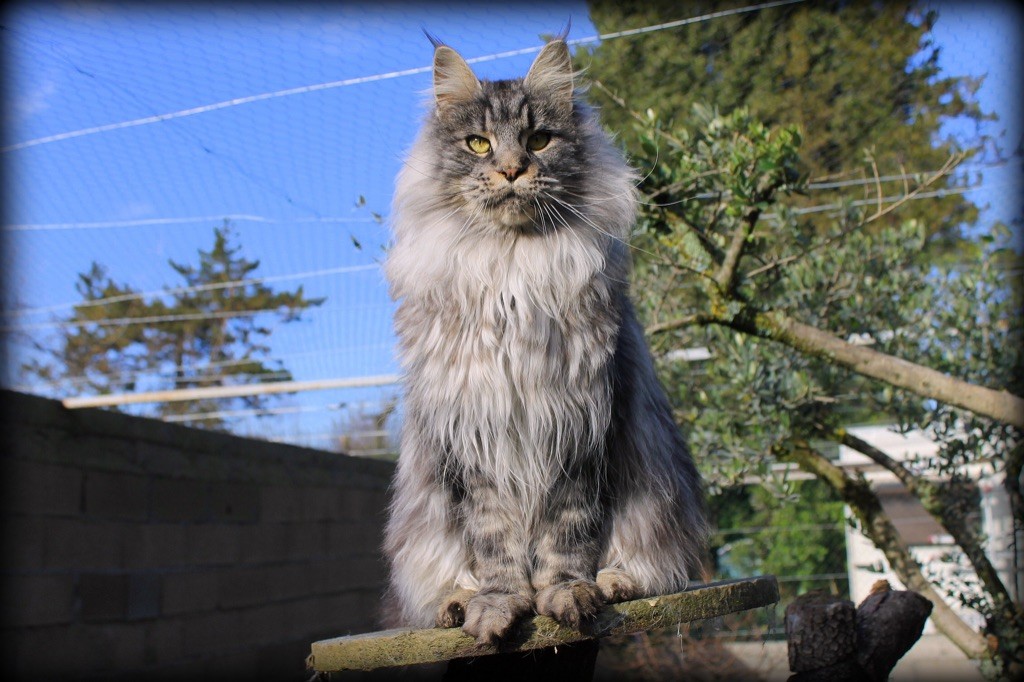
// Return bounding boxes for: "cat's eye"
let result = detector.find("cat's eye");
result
[466,135,491,154]
[526,132,551,151]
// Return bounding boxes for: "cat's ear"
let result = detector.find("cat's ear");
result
[433,46,481,111]
[524,40,574,113]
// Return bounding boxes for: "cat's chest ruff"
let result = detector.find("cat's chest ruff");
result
[443,258,596,349]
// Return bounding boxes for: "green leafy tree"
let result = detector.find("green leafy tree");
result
[23,221,325,429]
[576,0,990,250]
[629,104,1021,677]
[578,3,1020,674]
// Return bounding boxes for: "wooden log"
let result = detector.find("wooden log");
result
[855,582,933,681]
[785,581,934,682]
[308,576,779,673]
[785,591,857,673]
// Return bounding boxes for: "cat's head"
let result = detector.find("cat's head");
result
[425,40,589,231]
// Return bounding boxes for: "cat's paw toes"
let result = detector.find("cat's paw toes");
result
[435,587,476,628]
[461,592,532,645]
[596,568,643,603]
[534,579,604,629]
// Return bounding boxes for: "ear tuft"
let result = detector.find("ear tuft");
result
[524,40,574,111]
[422,29,445,49]
[433,46,481,111]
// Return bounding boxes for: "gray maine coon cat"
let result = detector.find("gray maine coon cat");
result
[383,38,708,644]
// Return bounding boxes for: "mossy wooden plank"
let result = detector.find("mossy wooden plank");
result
[309,575,779,672]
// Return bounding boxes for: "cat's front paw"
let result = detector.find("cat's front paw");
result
[435,587,477,628]
[534,579,604,629]
[596,568,642,603]
[461,591,532,645]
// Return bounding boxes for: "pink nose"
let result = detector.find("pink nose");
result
[499,165,527,183]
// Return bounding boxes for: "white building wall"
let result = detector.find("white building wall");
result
[839,425,1018,634]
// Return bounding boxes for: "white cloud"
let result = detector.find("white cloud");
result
[11,77,58,120]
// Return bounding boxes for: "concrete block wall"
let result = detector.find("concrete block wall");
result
[0,389,396,680]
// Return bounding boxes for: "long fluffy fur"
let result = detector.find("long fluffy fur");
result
[383,40,708,630]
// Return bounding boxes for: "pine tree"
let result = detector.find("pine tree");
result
[23,221,325,429]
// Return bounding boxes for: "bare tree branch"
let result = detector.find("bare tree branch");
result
[747,152,967,280]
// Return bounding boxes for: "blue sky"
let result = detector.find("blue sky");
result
[2,1,1020,447]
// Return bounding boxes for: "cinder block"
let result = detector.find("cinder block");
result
[198,648,263,680]
[1,516,46,570]
[122,523,188,569]
[179,609,242,657]
[5,426,59,463]
[255,638,322,681]
[84,471,149,520]
[162,569,218,616]
[90,621,150,672]
[268,562,318,601]
[80,573,129,622]
[259,485,305,522]
[3,458,82,517]
[237,523,291,563]
[217,565,269,609]
[303,486,344,521]
[144,617,184,664]
[80,572,162,622]
[127,572,162,620]
[2,573,75,626]
[151,478,209,522]
[326,521,384,556]
[70,435,138,471]
[10,621,147,677]
[209,482,260,523]
[283,521,329,558]
[135,441,195,478]
[282,594,325,631]
[315,591,377,635]
[44,518,123,569]
[232,601,293,646]
[339,487,389,522]
[314,554,387,594]
[186,524,241,565]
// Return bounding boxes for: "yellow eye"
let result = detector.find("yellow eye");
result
[527,132,551,151]
[466,135,491,154]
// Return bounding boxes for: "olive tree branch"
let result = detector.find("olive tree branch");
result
[648,302,1024,429]
[772,438,990,660]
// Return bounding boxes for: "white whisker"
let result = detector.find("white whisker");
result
[543,192,659,261]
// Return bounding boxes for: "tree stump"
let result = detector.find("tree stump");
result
[785,592,857,673]
[785,581,933,682]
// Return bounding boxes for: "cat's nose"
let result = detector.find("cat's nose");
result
[499,165,527,183]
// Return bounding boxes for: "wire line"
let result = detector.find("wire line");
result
[1,0,806,153]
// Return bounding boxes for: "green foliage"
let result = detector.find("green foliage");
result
[582,1,1020,671]
[23,221,325,428]
[625,101,1020,673]
[712,480,847,600]
[630,105,1020,484]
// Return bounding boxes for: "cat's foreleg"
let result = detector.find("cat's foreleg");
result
[597,306,709,599]
[460,474,534,644]
[531,460,606,628]
[384,429,474,628]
